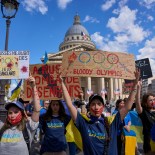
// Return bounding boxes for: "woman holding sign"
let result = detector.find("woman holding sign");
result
[61,69,140,155]
[39,100,71,155]
[136,81,155,154]
[0,76,40,155]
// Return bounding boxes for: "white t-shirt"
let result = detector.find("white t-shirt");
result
[0,118,38,155]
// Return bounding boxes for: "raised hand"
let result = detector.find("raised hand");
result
[27,76,36,88]
[134,68,140,84]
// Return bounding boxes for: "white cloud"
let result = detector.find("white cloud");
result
[83,15,100,23]
[57,0,72,10]
[107,6,149,43]
[147,15,154,21]
[22,0,48,15]
[101,0,116,11]
[139,0,155,9]
[91,32,127,52]
[91,6,149,54]
[137,37,155,74]
[118,0,128,8]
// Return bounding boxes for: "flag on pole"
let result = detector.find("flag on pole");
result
[87,89,93,95]
[9,80,22,101]
[101,88,107,95]
[81,31,87,40]
[44,51,49,64]
[114,88,120,95]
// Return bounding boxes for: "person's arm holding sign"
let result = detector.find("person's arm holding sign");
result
[28,75,41,122]
[61,77,77,122]
[135,81,143,114]
[119,68,140,120]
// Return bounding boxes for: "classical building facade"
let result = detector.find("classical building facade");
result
[42,15,128,102]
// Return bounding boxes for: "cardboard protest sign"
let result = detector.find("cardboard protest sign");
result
[24,63,82,100]
[0,51,29,79]
[61,51,135,79]
[135,58,153,79]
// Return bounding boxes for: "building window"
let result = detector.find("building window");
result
[77,36,79,40]
[72,37,74,40]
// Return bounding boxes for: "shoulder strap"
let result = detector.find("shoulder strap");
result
[22,124,30,153]
[101,115,110,155]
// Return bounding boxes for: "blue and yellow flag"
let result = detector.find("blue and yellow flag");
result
[65,119,83,150]
[9,80,22,101]
[129,111,143,143]
[44,51,49,64]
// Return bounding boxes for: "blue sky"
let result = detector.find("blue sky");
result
[0,0,155,78]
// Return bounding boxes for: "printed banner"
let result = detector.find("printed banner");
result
[0,51,29,79]
[61,51,135,79]
[24,63,82,100]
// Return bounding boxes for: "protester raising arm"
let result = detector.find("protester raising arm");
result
[119,68,140,121]
[135,81,143,114]
[61,77,77,122]
[28,76,41,122]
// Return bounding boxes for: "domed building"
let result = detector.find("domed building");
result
[42,14,126,102]
[59,14,96,51]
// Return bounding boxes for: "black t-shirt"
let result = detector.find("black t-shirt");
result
[139,109,155,134]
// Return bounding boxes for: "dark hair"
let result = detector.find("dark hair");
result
[123,98,128,103]
[0,110,27,140]
[141,93,154,110]
[43,100,67,121]
[115,99,124,110]
[74,100,83,108]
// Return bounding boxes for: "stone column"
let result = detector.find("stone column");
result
[87,77,92,100]
[109,78,114,101]
[118,79,123,99]
[114,78,119,100]
[100,77,105,100]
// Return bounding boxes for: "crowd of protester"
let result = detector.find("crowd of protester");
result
[0,69,155,155]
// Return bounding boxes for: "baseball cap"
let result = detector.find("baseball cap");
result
[5,101,25,111]
[18,98,29,104]
[89,94,104,105]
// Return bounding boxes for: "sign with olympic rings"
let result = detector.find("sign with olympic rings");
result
[61,50,135,79]
[0,51,29,79]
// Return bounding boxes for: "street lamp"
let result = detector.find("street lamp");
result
[1,0,19,51]
[0,0,19,122]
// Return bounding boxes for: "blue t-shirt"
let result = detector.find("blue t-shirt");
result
[40,107,47,116]
[39,115,70,154]
[75,112,121,155]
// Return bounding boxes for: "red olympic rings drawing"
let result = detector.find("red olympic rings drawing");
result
[107,53,119,64]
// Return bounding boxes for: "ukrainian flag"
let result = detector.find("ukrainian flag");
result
[123,129,137,155]
[65,119,83,150]
[9,80,22,101]
[129,111,143,143]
